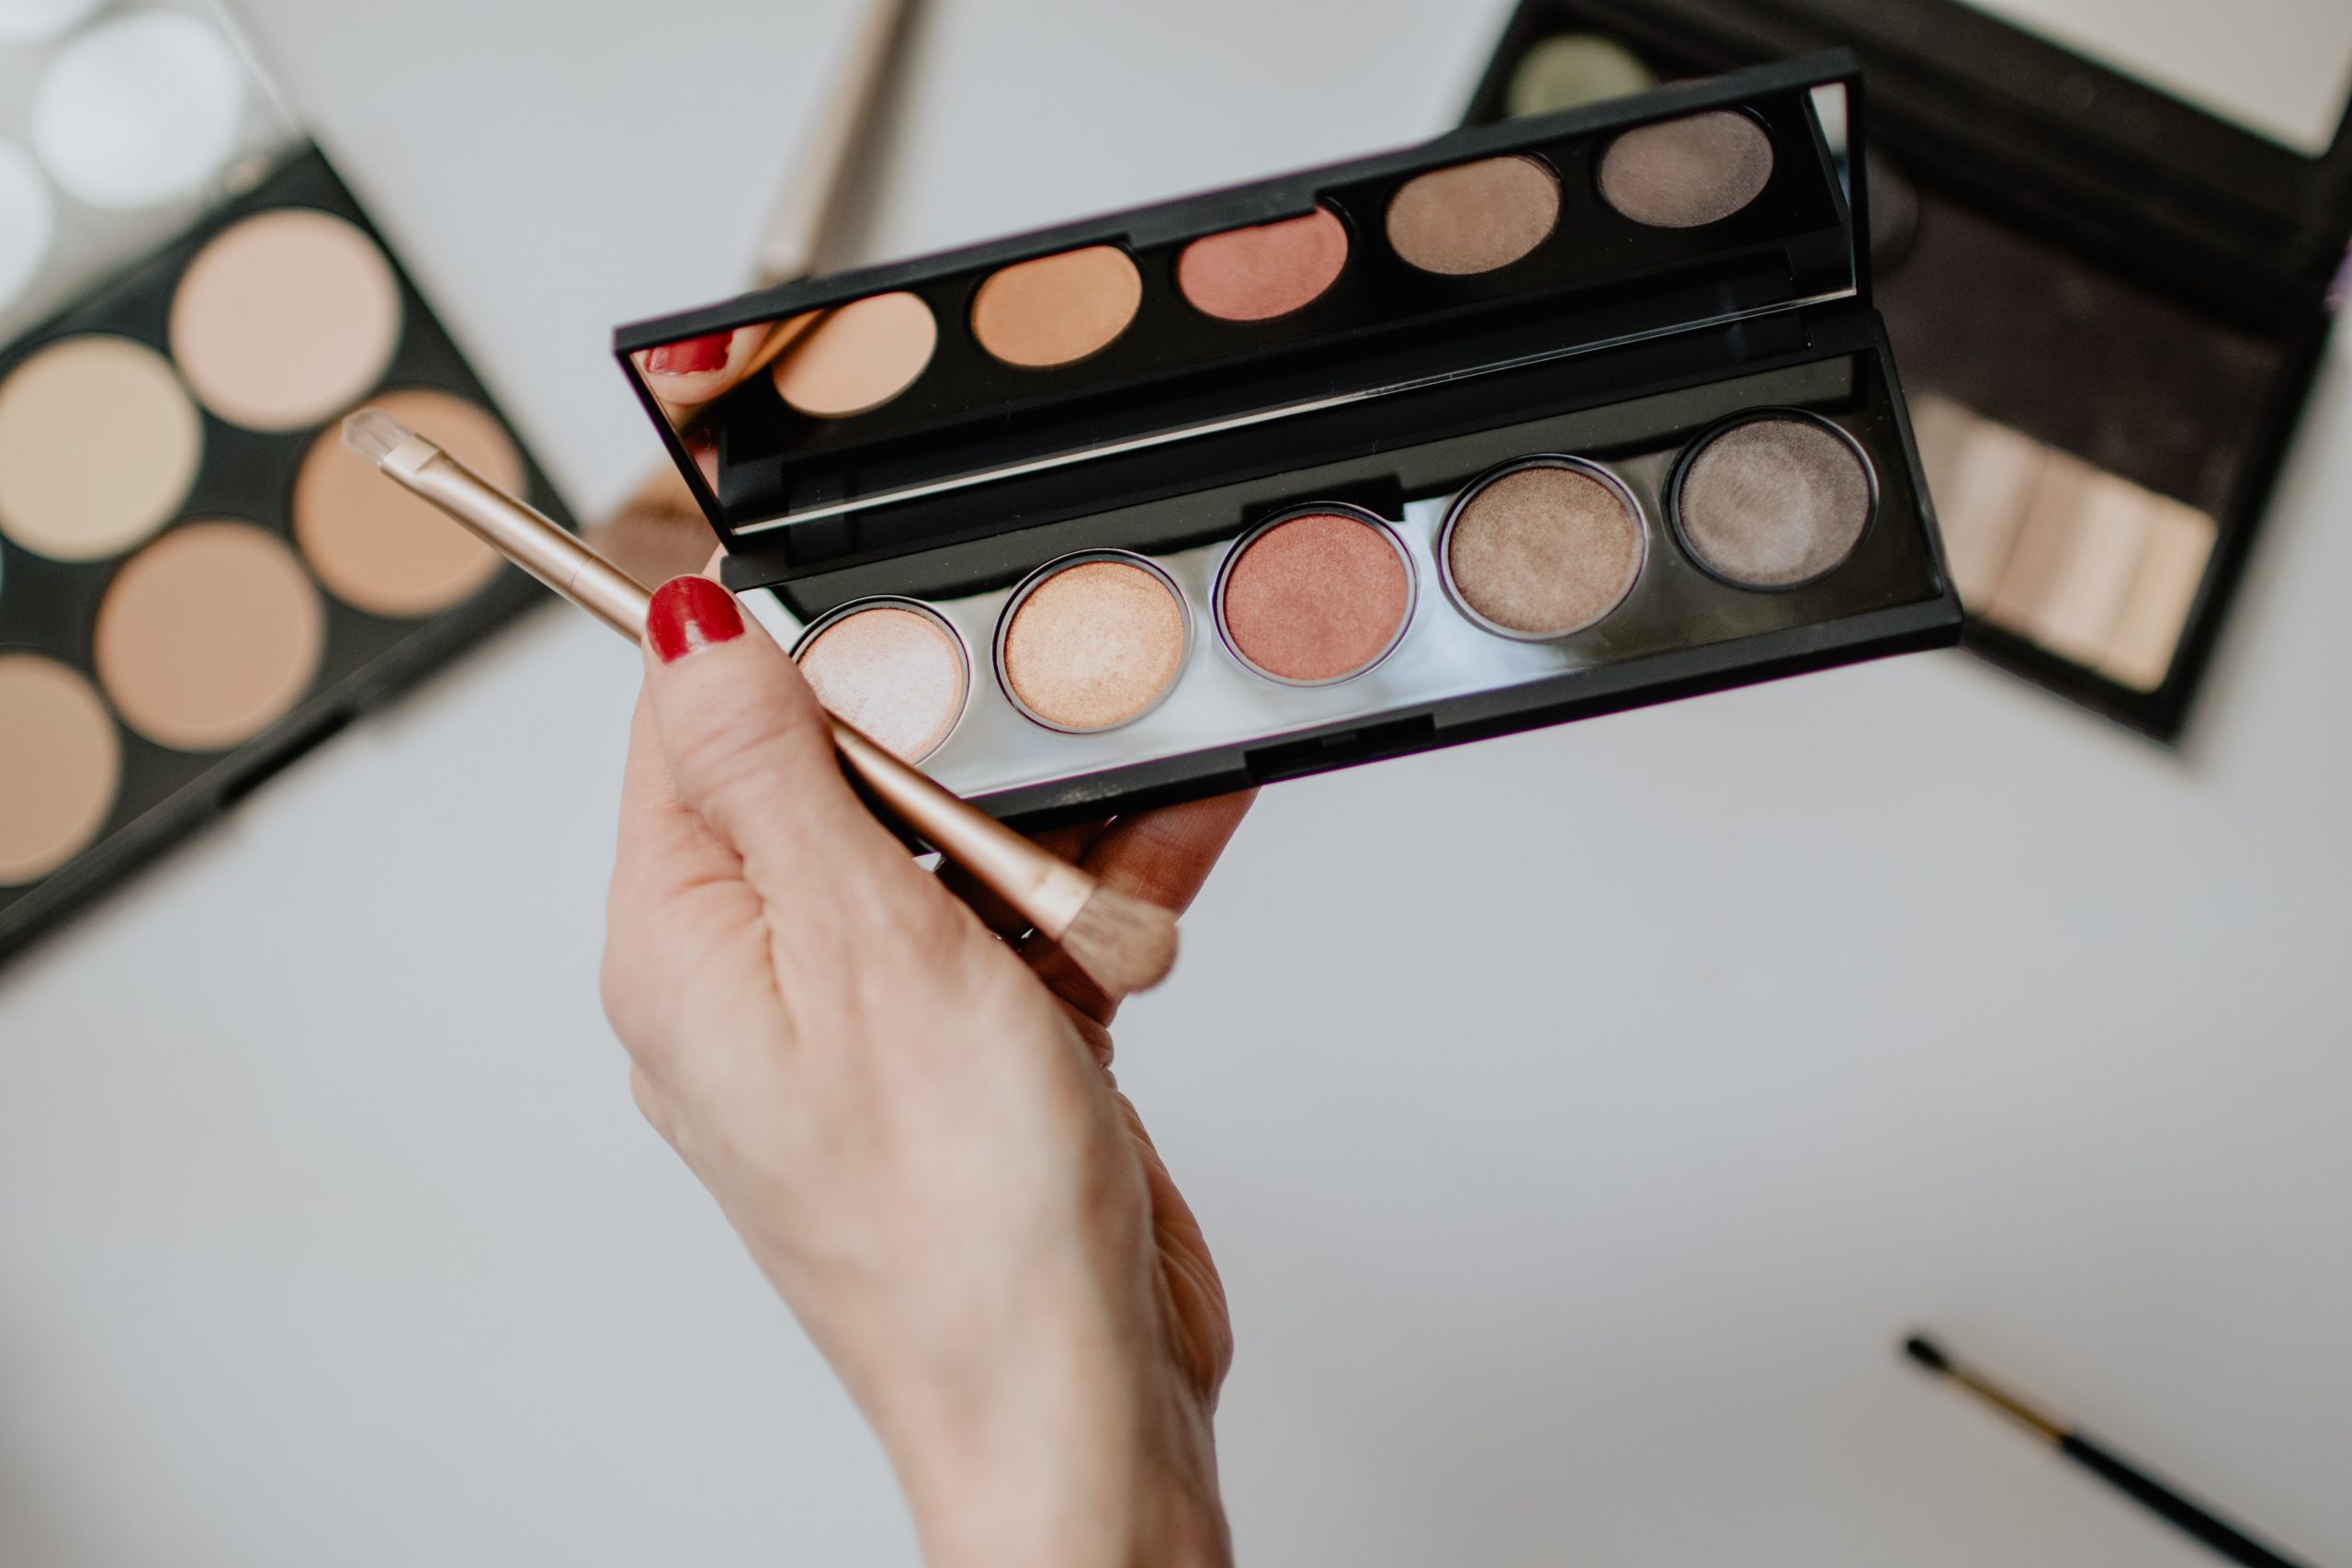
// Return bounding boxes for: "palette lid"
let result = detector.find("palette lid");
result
[615,54,1870,583]
[0,0,305,350]
[1469,0,2352,314]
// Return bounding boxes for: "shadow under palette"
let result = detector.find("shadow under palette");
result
[619,57,1961,827]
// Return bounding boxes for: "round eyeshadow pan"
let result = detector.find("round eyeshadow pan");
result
[1216,507,1414,685]
[997,554,1189,733]
[0,335,200,563]
[96,521,325,751]
[0,652,119,886]
[1671,412,1876,590]
[1598,111,1776,230]
[0,139,54,315]
[1385,154,1561,276]
[773,292,937,418]
[971,246,1143,369]
[794,600,970,765]
[295,388,516,618]
[1506,34,1657,118]
[171,209,404,432]
[1178,207,1351,323]
[31,10,247,209]
[1442,458,1646,639]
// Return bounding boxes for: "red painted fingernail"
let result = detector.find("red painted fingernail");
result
[647,576,744,663]
[641,332,733,377]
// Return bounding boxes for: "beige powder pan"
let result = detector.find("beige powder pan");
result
[96,521,325,751]
[171,209,403,432]
[0,334,200,561]
[972,246,1144,369]
[0,653,119,885]
[296,388,515,617]
[773,292,937,418]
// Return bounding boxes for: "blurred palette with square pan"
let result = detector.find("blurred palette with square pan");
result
[1463,0,2352,744]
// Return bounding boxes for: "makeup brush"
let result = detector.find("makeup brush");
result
[592,0,923,586]
[1902,1335,2315,1568]
[344,410,1179,997]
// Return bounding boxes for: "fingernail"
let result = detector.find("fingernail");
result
[647,576,745,663]
[641,332,733,377]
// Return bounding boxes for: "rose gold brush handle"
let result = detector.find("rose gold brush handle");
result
[825,719,1095,935]
[342,412,1126,959]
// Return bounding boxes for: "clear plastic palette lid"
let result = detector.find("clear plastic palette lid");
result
[0,0,301,348]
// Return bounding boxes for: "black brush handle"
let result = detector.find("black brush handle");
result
[2061,1436,2314,1568]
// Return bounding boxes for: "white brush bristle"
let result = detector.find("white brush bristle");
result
[1057,886,1180,998]
[341,409,413,468]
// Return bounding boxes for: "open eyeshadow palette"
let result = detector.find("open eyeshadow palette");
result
[1467,0,2352,742]
[0,0,571,968]
[616,54,1962,828]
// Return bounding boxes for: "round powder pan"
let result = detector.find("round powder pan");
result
[1177,206,1352,325]
[970,246,1144,370]
[1385,153,1564,277]
[791,596,972,766]
[1595,109,1778,231]
[1438,456,1648,642]
[1667,409,1879,592]
[993,551,1193,735]
[1213,503,1417,687]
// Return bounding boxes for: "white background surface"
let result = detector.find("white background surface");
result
[4,2,2350,1563]
[1969,0,2352,152]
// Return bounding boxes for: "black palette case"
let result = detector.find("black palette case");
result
[618,55,1962,829]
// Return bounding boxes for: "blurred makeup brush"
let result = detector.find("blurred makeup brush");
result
[345,409,1178,998]
[1903,1335,2314,1568]
[592,0,923,586]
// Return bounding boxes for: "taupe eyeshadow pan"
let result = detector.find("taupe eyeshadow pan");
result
[1671,414,1875,589]
[1597,112,1776,230]
[1385,155,1563,276]
[1442,459,1645,638]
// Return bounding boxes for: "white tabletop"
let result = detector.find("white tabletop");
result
[3,3,2347,1563]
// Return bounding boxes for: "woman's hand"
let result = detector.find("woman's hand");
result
[601,575,1251,1568]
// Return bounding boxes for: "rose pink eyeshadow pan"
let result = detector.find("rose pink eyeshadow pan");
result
[1219,512,1412,684]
